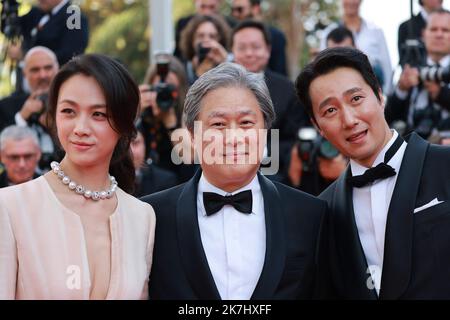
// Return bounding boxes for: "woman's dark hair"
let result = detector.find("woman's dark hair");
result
[295,47,382,124]
[47,53,140,193]
[180,14,231,61]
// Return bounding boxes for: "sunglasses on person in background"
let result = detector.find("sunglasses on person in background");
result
[231,6,244,14]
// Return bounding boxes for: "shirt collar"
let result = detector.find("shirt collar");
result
[427,55,450,68]
[198,172,260,216]
[420,8,429,22]
[51,0,69,15]
[350,130,399,176]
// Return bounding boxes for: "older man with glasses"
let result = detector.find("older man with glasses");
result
[0,125,41,188]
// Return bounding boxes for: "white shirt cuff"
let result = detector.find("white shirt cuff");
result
[14,112,28,127]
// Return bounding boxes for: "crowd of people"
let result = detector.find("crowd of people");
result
[0,0,449,300]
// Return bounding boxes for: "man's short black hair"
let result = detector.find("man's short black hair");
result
[326,26,355,47]
[250,0,261,5]
[231,19,272,48]
[295,47,382,123]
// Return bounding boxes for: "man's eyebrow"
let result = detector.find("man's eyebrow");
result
[318,87,363,111]
[207,109,256,118]
[318,97,334,111]
[343,87,363,96]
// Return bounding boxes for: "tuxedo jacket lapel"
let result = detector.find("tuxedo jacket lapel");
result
[251,173,286,299]
[379,133,429,299]
[176,170,221,299]
[332,168,378,299]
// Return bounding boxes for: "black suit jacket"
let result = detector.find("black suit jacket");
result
[141,169,327,300]
[267,25,288,76]
[19,1,89,66]
[264,70,309,179]
[317,133,450,299]
[397,13,426,65]
[0,91,28,132]
[134,164,179,197]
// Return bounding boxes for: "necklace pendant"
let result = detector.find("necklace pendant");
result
[92,191,100,201]
[75,185,85,194]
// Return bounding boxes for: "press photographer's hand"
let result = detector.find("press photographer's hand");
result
[423,80,441,100]
[19,90,46,121]
[398,64,420,91]
[139,84,159,116]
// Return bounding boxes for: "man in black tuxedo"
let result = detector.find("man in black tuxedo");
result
[18,0,89,66]
[397,0,443,66]
[141,62,327,300]
[296,47,450,299]
[231,20,309,182]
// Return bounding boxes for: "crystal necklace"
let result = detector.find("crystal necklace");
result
[50,161,117,201]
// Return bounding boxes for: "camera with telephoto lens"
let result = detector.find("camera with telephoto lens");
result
[146,55,178,112]
[28,93,48,125]
[400,39,427,68]
[297,127,339,173]
[197,43,211,64]
[411,64,449,139]
[418,64,450,84]
[0,0,21,41]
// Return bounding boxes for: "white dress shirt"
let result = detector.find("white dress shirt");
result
[350,130,407,295]
[197,173,266,300]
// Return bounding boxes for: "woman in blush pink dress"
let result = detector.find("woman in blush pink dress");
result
[0,54,155,300]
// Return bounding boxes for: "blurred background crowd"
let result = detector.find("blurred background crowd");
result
[0,0,448,197]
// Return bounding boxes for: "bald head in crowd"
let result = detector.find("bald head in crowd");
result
[23,46,59,93]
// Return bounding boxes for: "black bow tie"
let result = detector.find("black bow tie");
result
[203,190,253,216]
[348,134,404,188]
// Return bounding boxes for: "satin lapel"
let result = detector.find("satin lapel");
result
[251,173,286,300]
[379,133,429,300]
[332,167,378,299]
[176,169,221,299]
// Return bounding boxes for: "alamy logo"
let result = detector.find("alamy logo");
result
[66,4,82,30]
[170,121,280,175]
[366,265,382,291]
[66,265,81,290]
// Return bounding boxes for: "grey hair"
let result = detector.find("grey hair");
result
[183,62,276,131]
[0,125,40,151]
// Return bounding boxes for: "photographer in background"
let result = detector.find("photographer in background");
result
[386,9,450,139]
[1,0,89,67]
[0,46,59,172]
[180,14,230,85]
[398,0,443,66]
[288,127,348,196]
[138,54,196,183]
